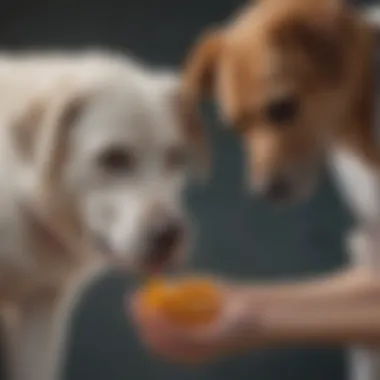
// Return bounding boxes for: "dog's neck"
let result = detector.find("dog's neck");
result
[0,159,96,296]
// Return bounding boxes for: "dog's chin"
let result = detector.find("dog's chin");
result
[140,245,188,275]
[97,252,175,275]
[94,235,188,274]
[99,247,186,275]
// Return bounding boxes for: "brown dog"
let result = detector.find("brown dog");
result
[182,1,380,380]
[183,0,379,202]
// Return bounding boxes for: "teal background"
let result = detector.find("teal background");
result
[0,0,375,379]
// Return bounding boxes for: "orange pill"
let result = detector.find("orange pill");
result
[140,277,222,327]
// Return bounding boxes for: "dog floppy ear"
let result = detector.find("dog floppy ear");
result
[11,88,91,254]
[35,91,89,188]
[158,72,211,180]
[177,92,211,180]
[13,85,89,193]
[182,28,223,101]
[12,91,89,191]
[12,100,47,161]
[179,29,224,179]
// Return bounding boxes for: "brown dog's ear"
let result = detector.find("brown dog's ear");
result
[179,29,223,180]
[178,92,211,181]
[182,28,224,102]
[158,72,211,180]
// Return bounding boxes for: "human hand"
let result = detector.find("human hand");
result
[128,281,261,365]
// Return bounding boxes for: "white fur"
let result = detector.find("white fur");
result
[325,7,380,380]
[362,5,380,29]
[330,146,380,380]
[0,51,193,380]
[329,148,380,226]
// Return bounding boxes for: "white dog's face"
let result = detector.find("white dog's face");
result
[54,72,202,272]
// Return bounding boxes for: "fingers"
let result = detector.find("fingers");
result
[129,303,198,364]
[129,284,247,341]
[138,327,215,366]
[127,285,250,365]
[128,289,222,365]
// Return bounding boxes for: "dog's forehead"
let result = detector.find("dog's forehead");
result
[74,80,184,151]
[226,1,301,82]
[219,0,318,125]
[219,33,291,123]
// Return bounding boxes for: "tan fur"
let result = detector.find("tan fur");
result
[182,0,378,182]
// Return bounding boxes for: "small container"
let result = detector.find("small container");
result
[140,277,222,327]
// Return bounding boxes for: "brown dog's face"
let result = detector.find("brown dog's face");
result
[183,0,355,203]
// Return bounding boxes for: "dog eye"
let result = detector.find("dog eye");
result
[165,147,187,171]
[98,147,135,173]
[265,96,299,125]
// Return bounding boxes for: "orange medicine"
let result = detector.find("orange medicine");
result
[140,277,222,327]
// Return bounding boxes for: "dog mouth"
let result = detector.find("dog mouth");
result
[94,235,182,274]
[258,167,319,205]
[142,251,174,274]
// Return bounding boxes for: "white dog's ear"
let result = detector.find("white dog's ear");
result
[12,89,89,188]
[159,73,211,181]
[11,90,89,252]
[35,91,89,187]
[12,100,47,161]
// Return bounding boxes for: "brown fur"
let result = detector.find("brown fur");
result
[182,0,379,187]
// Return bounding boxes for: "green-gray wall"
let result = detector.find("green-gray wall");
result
[0,0,375,379]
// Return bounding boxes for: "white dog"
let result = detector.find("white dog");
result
[0,51,207,380]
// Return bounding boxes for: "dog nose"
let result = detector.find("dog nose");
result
[263,176,291,201]
[152,222,182,251]
[147,219,183,264]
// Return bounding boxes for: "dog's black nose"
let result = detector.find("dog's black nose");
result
[264,177,291,201]
[147,220,183,263]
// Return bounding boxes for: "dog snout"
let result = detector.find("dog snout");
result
[151,221,183,253]
[145,216,185,267]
